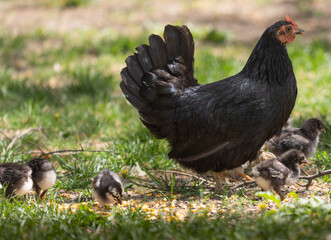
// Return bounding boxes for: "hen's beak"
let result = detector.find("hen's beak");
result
[295,28,304,35]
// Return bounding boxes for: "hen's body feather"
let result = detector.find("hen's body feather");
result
[121,21,297,173]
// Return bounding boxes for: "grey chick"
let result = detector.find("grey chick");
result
[26,158,56,199]
[266,118,325,158]
[252,149,307,200]
[0,163,33,198]
[92,169,124,205]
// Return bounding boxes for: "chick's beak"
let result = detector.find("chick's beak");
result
[302,159,308,164]
[295,28,304,35]
[322,129,326,133]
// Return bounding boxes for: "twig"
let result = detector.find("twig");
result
[298,169,331,189]
[79,143,84,151]
[6,127,42,152]
[27,140,46,155]
[24,149,117,157]
[151,170,214,185]
[300,168,308,176]
[124,179,159,190]
[0,130,12,141]
[231,180,256,189]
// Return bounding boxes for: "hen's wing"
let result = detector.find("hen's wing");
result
[169,75,272,161]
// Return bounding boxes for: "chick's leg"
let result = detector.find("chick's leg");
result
[212,171,224,193]
[39,189,48,200]
[34,186,42,199]
[273,185,285,200]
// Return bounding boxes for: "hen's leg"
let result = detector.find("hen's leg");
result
[212,171,224,193]
[238,172,254,181]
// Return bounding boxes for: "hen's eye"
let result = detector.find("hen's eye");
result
[286,27,291,31]
[279,31,285,35]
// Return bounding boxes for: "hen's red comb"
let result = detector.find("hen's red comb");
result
[285,14,299,29]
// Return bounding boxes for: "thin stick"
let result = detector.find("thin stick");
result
[27,140,46,155]
[151,170,214,185]
[0,130,12,141]
[28,149,117,157]
[125,179,158,190]
[6,127,42,152]
[298,169,331,189]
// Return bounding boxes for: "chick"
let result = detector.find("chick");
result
[92,169,124,205]
[0,163,33,198]
[26,158,56,199]
[252,149,307,200]
[266,118,325,158]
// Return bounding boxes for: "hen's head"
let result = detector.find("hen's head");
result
[273,15,304,46]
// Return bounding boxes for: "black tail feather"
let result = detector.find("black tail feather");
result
[125,55,144,87]
[136,44,153,72]
[120,68,148,109]
[178,25,194,75]
[164,25,181,63]
[121,25,196,140]
[148,34,168,68]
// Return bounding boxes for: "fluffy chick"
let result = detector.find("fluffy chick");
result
[252,149,306,200]
[0,163,33,198]
[266,118,325,158]
[92,169,124,205]
[26,158,56,199]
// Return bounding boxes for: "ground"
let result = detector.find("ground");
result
[1,0,331,42]
[0,0,330,239]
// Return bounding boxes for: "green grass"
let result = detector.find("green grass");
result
[0,196,330,240]
[0,26,330,239]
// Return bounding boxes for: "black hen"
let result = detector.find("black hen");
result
[266,118,325,158]
[120,15,303,190]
